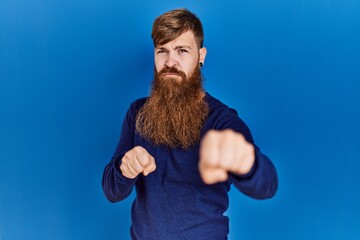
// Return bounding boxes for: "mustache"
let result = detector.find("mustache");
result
[158,67,186,78]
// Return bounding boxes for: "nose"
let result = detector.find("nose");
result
[165,52,178,68]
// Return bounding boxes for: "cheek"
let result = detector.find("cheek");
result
[154,53,166,64]
[183,60,198,77]
[154,59,164,72]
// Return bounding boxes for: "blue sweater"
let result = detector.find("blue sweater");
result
[102,93,278,240]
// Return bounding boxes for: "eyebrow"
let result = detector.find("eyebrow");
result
[155,45,192,51]
[174,45,192,50]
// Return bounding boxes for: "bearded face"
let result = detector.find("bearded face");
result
[135,64,209,149]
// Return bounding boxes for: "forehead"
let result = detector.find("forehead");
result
[155,31,198,48]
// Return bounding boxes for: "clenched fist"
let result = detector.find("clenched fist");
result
[199,129,255,184]
[120,146,156,179]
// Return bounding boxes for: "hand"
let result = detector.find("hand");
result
[120,146,156,179]
[199,129,255,184]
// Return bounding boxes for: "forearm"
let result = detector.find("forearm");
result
[230,146,278,200]
[102,154,137,203]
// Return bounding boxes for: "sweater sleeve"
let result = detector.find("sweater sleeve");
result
[217,108,278,199]
[102,101,139,203]
[229,146,278,199]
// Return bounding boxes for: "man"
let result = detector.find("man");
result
[102,8,278,239]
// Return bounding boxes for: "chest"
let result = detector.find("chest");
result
[134,133,202,184]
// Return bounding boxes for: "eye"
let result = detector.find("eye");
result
[178,48,188,53]
[156,49,167,54]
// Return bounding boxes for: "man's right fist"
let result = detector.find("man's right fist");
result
[120,146,156,179]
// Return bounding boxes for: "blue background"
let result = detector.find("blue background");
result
[1,0,359,239]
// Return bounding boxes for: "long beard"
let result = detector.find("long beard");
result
[135,64,209,149]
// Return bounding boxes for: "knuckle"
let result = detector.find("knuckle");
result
[237,134,246,145]
[223,129,233,136]
[123,152,129,159]
[203,155,216,166]
[204,130,217,141]
[133,146,142,151]
[209,129,219,137]
[121,158,128,167]
[139,156,150,167]
[247,142,255,152]
[124,150,133,160]
[134,146,145,154]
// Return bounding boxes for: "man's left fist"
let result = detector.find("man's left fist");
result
[199,129,255,184]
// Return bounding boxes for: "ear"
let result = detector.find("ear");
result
[199,47,207,64]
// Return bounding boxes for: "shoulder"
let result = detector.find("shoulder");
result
[204,93,253,143]
[128,97,148,112]
[122,97,148,123]
[205,92,238,116]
